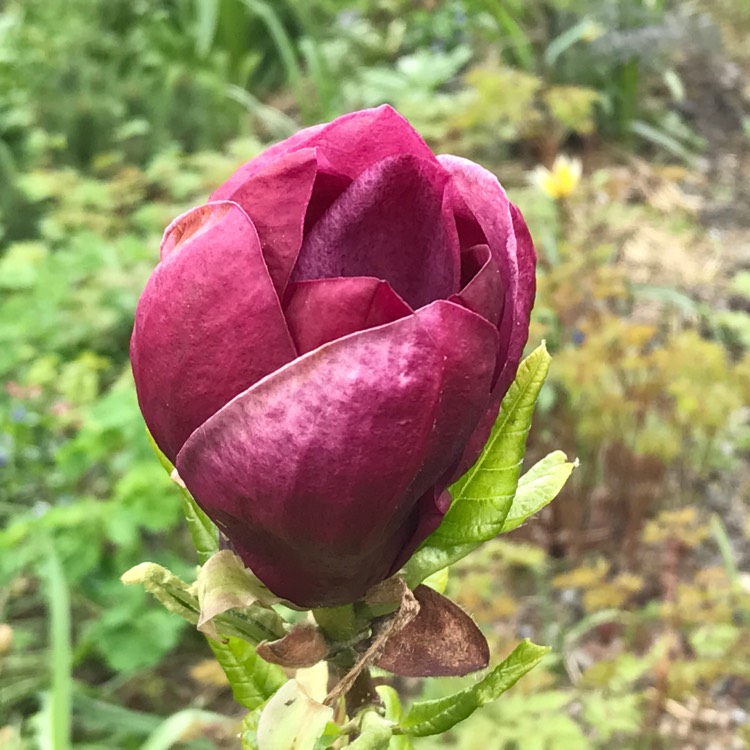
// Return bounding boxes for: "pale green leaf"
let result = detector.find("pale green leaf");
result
[500,451,577,533]
[194,0,219,58]
[256,680,333,750]
[208,637,286,711]
[197,550,279,639]
[398,640,549,737]
[121,562,200,624]
[145,428,174,474]
[404,345,551,585]
[121,562,285,644]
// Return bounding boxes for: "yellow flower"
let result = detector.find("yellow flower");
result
[530,154,582,200]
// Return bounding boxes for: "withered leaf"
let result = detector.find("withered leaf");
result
[375,585,489,677]
[257,623,329,669]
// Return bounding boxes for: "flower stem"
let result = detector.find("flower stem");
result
[312,604,360,643]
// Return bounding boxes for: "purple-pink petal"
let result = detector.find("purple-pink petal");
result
[303,168,353,234]
[209,149,318,294]
[283,277,412,354]
[175,300,498,607]
[294,105,438,180]
[438,155,536,386]
[211,105,436,194]
[292,154,460,309]
[452,244,504,328]
[437,156,537,481]
[131,201,297,462]
[495,203,537,398]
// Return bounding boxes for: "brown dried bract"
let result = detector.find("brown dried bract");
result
[257,622,329,669]
[375,584,490,677]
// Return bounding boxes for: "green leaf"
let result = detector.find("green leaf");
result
[193,0,219,58]
[145,428,173,474]
[208,637,286,711]
[376,687,413,750]
[347,711,393,749]
[398,640,549,737]
[41,543,72,750]
[422,566,449,594]
[180,491,219,565]
[256,680,334,750]
[500,451,577,533]
[146,428,218,563]
[544,19,603,67]
[404,345,551,585]
[241,708,262,750]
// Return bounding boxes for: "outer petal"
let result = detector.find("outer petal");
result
[209,105,437,209]
[292,105,438,179]
[283,277,412,354]
[209,149,318,294]
[438,156,537,480]
[176,300,498,607]
[499,203,537,396]
[292,154,460,310]
[209,122,328,188]
[438,155,536,393]
[131,201,296,462]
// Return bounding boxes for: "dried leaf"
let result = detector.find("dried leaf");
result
[375,585,489,677]
[257,623,328,669]
[324,578,419,707]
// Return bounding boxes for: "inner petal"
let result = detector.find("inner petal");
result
[292,154,460,310]
[209,148,318,295]
[453,244,504,327]
[283,276,412,354]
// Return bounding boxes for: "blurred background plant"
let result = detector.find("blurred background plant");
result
[1,0,749,747]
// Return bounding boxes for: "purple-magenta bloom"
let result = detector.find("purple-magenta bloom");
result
[131,106,536,608]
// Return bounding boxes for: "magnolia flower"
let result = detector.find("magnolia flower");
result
[131,106,537,608]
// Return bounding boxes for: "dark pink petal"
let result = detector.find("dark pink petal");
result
[211,122,327,187]
[210,149,318,294]
[212,105,437,193]
[175,300,498,607]
[304,168,352,233]
[444,179,487,251]
[389,489,451,574]
[131,201,296,462]
[283,277,412,354]
[294,105,438,180]
[497,203,537,397]
[452,244,504,327]
[401,302,498,501]
[292,154,460,309]
[438,158,536,482]
[438,155,536,391]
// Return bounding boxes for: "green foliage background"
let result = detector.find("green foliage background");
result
[1,0,749,747]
